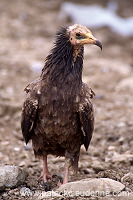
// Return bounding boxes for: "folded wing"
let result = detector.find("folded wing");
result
[21,82,39,144]
[79,100,94,151]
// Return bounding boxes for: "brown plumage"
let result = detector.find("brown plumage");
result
[21,24,102,184]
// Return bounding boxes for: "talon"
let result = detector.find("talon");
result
[52,174,63,186]
[38,174,42,180]
[38,172,52,181]
[44,182,51,191]
[42,172,52,182]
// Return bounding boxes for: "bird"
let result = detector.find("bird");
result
[21,24,102,185]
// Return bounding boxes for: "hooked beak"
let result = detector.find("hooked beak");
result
[83,32,102,50]
[93,40,102,50]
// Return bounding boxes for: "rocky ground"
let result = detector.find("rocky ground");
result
[0,0,133,199]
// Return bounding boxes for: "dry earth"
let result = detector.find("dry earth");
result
[0,0,133,199]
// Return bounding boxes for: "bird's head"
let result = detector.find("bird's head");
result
[67,24,102,50]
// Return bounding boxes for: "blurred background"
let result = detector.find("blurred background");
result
[0,0,133,196]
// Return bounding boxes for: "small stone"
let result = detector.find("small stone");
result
[98,169,123,181]
[19,161,26,167]
[116,77,133,91]
[117,122,125,127]
[83,168,94,174]
[24,144,32,151]
[30,62,43,73]
[0,165,28,191]
[108,146,116,151]
[118,136,125,144]
[111,152,133,163]
[1,192,8,197]
[92,161,104,173]
[121,172,133,185]
[1,141,10,145]
[14,147,21,151]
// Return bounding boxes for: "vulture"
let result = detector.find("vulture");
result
[21,24,102,185]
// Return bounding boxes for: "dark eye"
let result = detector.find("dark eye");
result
[76,32,85,39]
[76,33,81,37]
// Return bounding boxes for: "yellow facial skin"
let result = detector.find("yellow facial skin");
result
[68,24,102,50]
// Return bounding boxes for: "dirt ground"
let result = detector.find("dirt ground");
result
[0,0,133,199]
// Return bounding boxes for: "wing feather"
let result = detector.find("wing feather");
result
[21,81,39,144]
[79,100,94,151]
[21,97,38,144]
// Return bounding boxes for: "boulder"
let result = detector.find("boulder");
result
[0,165,27,191]
[57,178,125,197]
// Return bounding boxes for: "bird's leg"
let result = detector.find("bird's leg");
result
[62,150,79,185]
[62,151,72,185]
[56,155,70,186]
[63,159,70,184]
[41,154,52,182]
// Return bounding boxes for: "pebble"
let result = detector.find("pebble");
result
[57,178,125,197]
[98,169,123,181]
[121,172,133,184]
[118,136,125,144]
[83,168,94,174]
[30,62,43,73]
[108,146,116,151]
[117,122,125,127]
[111,152,133,163]
[14,147,21,151]
[0,165,28,191]
[19,161,27,167]
[24,143,32,150]
[116,77,133,91]
[91,161,104,173]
